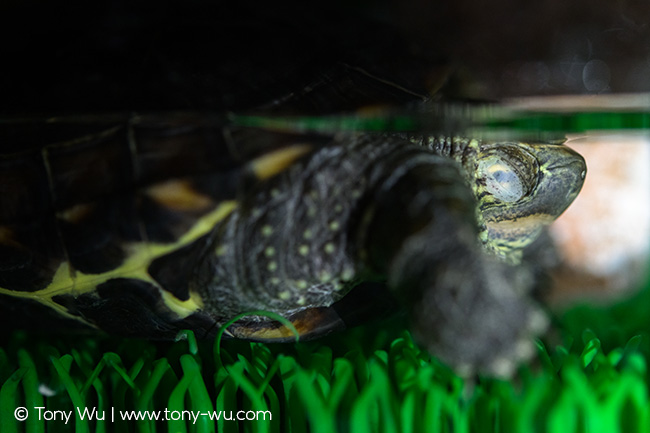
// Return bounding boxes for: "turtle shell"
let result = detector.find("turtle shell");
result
[0,113,351,338]
[0,66,435,338]
[0,2,442,338]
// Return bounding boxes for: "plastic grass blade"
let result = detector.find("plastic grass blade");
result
[50,355,88,433]
[180,354,215,433]
[18,349,44,433]
[0,368,26,433]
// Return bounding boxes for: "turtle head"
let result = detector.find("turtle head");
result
[473,140,586,261]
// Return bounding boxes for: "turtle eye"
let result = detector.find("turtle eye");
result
[477,156,527,203]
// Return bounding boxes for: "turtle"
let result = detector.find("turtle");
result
[0,3,586,376]
[0,105,585,375]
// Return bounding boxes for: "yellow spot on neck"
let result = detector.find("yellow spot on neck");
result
[341,267,354,282]
[324,243,335,254]
[319,271,332,283]
[261,225,273,237]
[216,244,228,256]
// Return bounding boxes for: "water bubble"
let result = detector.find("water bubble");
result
[582,59,610,92]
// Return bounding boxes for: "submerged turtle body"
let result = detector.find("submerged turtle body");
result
[0,3,587,375]
[0,105,585,374]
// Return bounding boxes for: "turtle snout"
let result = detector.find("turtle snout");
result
[537,145,586,216]
[545,146,586,203]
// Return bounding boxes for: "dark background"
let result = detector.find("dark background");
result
[2,0,650,113]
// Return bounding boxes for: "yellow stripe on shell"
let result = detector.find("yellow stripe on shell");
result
[249,144,313,180]
[144,179,214,212]
[0,200,237,321]
[58,202,95,224]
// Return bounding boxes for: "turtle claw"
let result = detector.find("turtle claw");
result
[389,229,548,377]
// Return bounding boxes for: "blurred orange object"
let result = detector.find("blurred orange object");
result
[549,135,650,304]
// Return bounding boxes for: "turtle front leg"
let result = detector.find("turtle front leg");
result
[356,155,548,377]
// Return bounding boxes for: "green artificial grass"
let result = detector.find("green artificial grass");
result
[3,282,650,433]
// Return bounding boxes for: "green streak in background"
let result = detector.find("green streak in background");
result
[488,111,650,132]
[231,108,650,135]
